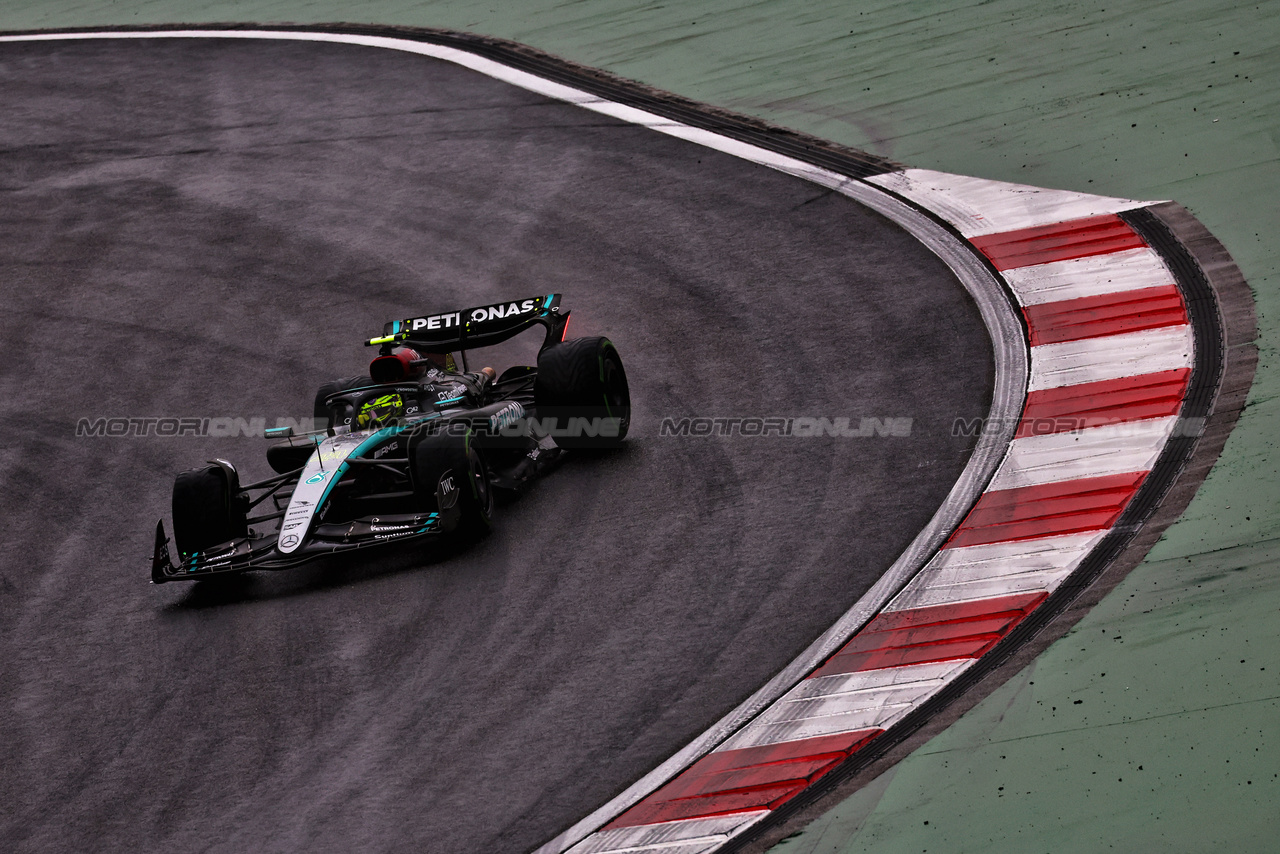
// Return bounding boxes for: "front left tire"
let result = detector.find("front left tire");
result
[409,427,493,540]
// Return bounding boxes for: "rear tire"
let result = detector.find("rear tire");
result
[172,461,248,558]
[535,337,630,449]
[410,428,493,540]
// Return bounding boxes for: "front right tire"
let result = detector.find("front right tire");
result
[172,461,248,558]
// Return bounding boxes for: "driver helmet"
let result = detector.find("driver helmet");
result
[356,392,405,430]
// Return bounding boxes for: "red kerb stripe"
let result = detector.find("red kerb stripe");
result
[972,214,1146,270]
[809,592,1047,679]
[1024,285,1187,345]
[604,730,882,829]
[946,472,1146,548]
[869,592,1051,632]
[691,733,872,775]
[1016,370,1190,438]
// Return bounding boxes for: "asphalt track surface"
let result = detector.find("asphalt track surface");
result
[0,38,994,853]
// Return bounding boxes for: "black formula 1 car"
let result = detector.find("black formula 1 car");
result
[150,294,629,583]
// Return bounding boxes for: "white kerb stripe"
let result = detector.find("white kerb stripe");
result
[889,569,1072,610]
[718,660,973,751]
[884,531,1107,611]
[987,416,1177,491]
[1029,323,1193,391]
[1003,247,1175,307]
[758,678,956,727]
[782,662,973,710]
[575,840,723,854]
[567,813,769,854]
[867,168,1155,237]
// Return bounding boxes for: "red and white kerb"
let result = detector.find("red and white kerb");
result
[566,171,1194,854]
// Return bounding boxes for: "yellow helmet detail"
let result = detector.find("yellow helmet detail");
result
[357,393,404,430]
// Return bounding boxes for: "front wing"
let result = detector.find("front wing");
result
[151,483,463,583]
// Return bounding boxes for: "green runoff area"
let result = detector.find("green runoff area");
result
[4,0,1276,849]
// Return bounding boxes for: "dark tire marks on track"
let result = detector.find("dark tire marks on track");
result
[0,38,992,854]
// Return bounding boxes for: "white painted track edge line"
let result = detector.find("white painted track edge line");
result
[865,167,1165,237]
[0,29,866,192]
[0,29,1026,854]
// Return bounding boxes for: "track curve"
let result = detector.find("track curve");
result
[0,37,993,853]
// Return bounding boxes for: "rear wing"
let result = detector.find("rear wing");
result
[367,294,568,353]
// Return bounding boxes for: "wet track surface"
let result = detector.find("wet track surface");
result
[0,38,993,853]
